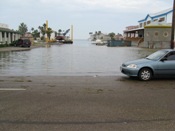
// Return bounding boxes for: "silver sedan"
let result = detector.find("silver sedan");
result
[120,49,175,81]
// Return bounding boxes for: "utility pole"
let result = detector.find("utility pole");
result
[171,0,175,49]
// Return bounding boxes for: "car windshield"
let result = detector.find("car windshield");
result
[24,40,29,42]
[146,50,168,61]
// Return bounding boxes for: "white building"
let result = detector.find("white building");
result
[0,23,21,45]
[124,8,173,38]
[138,8,172,28]
[89,33,111,41]
[124,8,173,48]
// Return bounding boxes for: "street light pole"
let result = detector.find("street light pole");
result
[171,0,175,49]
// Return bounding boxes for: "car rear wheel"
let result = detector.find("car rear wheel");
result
[138,68,152,81]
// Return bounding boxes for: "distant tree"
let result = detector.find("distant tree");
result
[18,22,28,36]
[93,31,102,39]
[46,28,53,40]
[108,32,116,40]
[31,28,40,40]
[43,23,47,30]
[31,27,34,32]
[38,26,44,40]
[58,29,62,35]
[97,31,102,35]
[38,23,47,40]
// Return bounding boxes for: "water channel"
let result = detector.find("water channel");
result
[0,40,156,76]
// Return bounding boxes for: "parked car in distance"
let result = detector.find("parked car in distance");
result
[120,49,175,81]
[14,39,31,47]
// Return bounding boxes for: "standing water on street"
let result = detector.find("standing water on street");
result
[0,40,156,76]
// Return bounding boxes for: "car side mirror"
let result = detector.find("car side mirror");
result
[161,58,167,62]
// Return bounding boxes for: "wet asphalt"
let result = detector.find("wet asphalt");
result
[0,76,175,131]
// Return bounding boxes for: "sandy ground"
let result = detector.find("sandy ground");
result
[0,76,175,131]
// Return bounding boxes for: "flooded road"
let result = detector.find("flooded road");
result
[0,40,157,76]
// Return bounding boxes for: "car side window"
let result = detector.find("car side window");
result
[166,52,175,60]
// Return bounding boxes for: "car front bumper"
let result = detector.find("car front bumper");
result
[120,66,139,77]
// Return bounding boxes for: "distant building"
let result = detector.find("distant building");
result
[144,24,171,48]
[21,32,34,44]
[124,8,173,48]
[138,8,172,28]
[89,33,111,41]
[0,23,21,45]
[115,33,123,40]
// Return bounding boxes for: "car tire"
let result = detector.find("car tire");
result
[138,68,152,81]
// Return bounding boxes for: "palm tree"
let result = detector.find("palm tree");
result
[18,22,28,36]
[38,26,43,40]
[43,23,47,32]
[38,24,47,40]
[31,27,34,32]
[31,29,40,40]
[46,28,53,40]
[58,29,62,35]
[108,32,116,40]
[97,31,102,35]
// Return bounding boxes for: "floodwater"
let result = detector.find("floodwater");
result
[0,40,157,76]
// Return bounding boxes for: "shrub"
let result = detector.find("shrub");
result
[0,44,6,48]
[10,40,18,46]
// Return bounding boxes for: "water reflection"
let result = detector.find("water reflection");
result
[0,40,157,76]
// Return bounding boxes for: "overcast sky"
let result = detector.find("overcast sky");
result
[0,0,173,39]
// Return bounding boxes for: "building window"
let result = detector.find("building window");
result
[163,32,168,37]
[144,22,146,26]
[159,17,165,22]
[155,31,158,36]
[147,21,151,24]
